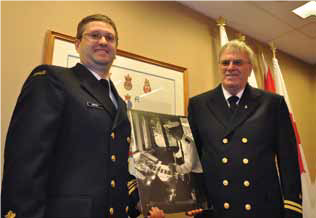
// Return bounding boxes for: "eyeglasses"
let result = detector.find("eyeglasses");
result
[83,32,116,43]
[220,59,251,66]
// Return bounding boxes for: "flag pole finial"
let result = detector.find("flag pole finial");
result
[216,16,226,26]
[237,33,246,42]
[270,42,277,58]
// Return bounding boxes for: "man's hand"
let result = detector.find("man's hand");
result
[185,208,203,216]
[148,207,165,218]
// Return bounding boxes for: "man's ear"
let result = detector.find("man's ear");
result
[74,39,80,52]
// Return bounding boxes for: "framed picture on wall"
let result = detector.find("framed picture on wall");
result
[44,30,188,115]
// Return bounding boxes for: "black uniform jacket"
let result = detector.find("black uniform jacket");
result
[2,63,138,218]
[188,84,302,218]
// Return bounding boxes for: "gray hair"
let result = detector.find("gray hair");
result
[219,40,255,65]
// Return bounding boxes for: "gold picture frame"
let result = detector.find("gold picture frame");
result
[44,30,188,115]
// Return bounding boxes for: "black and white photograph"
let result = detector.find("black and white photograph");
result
[128,110,208,215]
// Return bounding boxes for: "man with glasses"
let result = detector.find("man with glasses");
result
[1,14,164,218]
[187,40,302,218]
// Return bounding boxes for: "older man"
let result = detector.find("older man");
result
[188,40,302,218]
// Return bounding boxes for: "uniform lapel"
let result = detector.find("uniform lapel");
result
[109,80,129,129]
[206,85,231,128]
[72,63,116,117]
[224,84,262,137]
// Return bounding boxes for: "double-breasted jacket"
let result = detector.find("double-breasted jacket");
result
[188,84,302,218]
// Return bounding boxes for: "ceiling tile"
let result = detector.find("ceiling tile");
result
[178,1,316,64]
[274,30,315,64]
[297,22,316,38]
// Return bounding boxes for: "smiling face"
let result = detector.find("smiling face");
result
[219,49,252,95]
[75,21,117,76]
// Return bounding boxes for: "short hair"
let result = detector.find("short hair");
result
[76,14,119,45]
[218,40,255,65]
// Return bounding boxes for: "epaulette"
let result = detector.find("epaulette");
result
[284,199,302,214]
[32,70,47,77]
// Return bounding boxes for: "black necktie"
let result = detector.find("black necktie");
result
[228,96,239,113]
[99,79,116,113]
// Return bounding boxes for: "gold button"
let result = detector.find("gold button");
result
[243,158,249,165]
[224,202,230,209]
[241,137,248,143]
[4,210,16,218]
[111,155,116,162]
[243,180,250,187]
[223,179,229,186]
[245,203,251,211]
[109,208,114,215]
[125,206,129,213]
[222,157,228,164]
[127,137,131,144]
[111,132,115,139]
[111,180,116,188]
[222,138,229,144]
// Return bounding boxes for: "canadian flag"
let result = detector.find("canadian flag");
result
[267,54,313,218]
[261,53,275,92]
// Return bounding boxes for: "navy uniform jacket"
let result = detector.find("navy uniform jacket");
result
[188,84,302,218]
[2,63,139,218]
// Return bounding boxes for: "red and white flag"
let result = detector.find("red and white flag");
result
[271,56,313,218]
[217,19,258,88]
[261,53,275,92]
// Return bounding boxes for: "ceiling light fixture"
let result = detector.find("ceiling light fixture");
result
[292,1,316,19]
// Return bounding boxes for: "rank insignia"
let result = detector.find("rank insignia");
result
[143,78,151,93]
[5,210,16,218]
[32,70,46,77]
[124,74,132,91]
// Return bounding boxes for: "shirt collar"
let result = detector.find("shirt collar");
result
[221,85,245,104]
[82,63,109,82]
